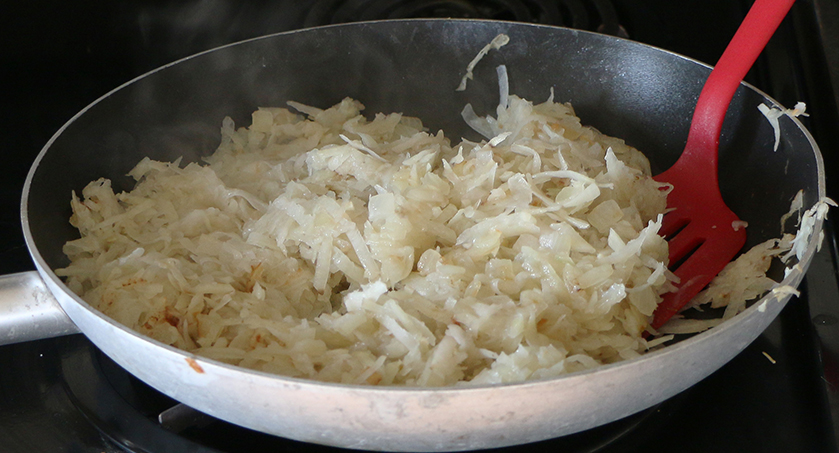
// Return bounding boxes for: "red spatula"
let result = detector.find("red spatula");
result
[650,0,796,329]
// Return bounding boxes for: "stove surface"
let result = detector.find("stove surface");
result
[2,1,838,452]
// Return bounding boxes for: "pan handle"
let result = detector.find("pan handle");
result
[0,271,80,346]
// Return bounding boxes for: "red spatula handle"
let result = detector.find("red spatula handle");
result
[673,0,795,182]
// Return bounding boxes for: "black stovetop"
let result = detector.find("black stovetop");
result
[2,1,839,452]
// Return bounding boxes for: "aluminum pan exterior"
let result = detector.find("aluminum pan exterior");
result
[16,20,826,451]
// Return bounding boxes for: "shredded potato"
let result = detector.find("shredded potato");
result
[56,92,680,386]
[758,101,808,152]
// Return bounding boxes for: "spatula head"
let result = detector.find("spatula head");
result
[650,172,747,329]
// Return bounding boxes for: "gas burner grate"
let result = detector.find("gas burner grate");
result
[304,0,628,37]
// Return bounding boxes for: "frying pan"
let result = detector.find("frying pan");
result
[0,19,825,451]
